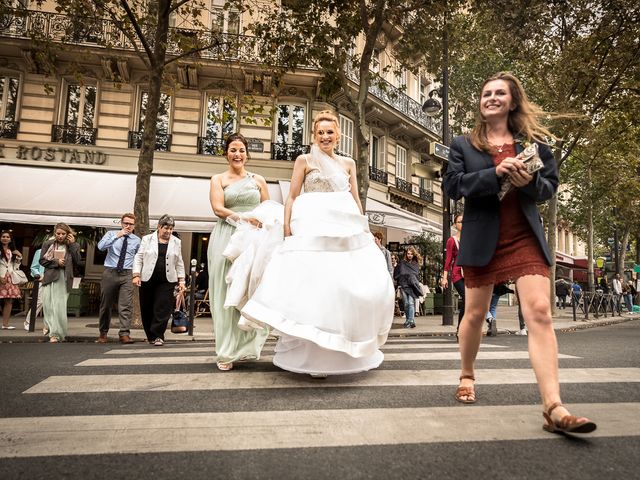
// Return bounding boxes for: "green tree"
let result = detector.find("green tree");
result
[239,0,454,210]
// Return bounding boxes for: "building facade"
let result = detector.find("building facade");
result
[0,1,445,280]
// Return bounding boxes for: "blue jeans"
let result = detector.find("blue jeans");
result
[401,287,416,325]
[625,293,634,312]
[485,293,500,320]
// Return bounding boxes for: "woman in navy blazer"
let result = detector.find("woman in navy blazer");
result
[443,72,595,434]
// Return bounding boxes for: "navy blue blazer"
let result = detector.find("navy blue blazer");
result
[442,135,558,267]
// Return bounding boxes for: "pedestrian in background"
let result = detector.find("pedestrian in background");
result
[394,246,423,329]
[96,213,140,344]
[571,280,582,308]
[24,247,45,332]
[133,215,186,346]
[373,231,393,277]
[624,280,635,314]
[555,278,570,309]
[443,71,595,433]
[440,214,465,336]
[0,230,22,330]
[39,224,82,343]
[612,273,623,313]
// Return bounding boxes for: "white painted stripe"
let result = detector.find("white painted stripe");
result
[385,338,454,343]
[78,351,576,366]
[104,344,506,355]
[23,368,640,394]
[0,403,637,458]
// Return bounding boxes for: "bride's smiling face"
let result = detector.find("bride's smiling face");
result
[314,120,339,155]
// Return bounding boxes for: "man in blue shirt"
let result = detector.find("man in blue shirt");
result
[96,213,141,344]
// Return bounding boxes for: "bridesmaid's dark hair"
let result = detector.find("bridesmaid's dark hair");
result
[224,133,249,155]
[0,230,16,252]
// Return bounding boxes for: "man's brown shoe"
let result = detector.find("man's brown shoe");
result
[95,333,108,344]
[119,335,134,344]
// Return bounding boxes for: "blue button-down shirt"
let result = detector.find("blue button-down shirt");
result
[97,231,141,269]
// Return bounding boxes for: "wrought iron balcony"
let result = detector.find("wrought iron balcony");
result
[271,142,310,161]
[128,131,172,152]
[395,177,413,194]
[0,120,19,139]
[51,125,97,145]
[419,187,434,203]
[345,64,442,137]
[197,137,225,156]
[0,8,285,65]
[369,165,388,184]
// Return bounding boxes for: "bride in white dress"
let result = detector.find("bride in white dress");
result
[241,110,394,376]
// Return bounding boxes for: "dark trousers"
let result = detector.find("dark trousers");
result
[453,278,465,326]
[139,279,175,342]
[99,268,134,336]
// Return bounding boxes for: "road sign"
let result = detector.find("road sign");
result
[429,142,449,161]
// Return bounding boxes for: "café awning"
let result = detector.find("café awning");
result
[0,165,283,232]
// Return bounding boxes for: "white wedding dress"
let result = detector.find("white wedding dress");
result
[240,146,394,375]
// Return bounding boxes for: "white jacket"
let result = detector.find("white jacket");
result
[0,250,22,278]
[133,231,185,283]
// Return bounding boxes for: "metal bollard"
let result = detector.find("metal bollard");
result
[188,259,197,337]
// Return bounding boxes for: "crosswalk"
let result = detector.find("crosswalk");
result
[2,337,640,459]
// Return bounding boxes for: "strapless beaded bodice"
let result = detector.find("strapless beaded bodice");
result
[303,169,349,193]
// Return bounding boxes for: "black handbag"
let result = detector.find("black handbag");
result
[171,293,189,334]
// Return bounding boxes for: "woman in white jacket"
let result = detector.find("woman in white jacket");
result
[133,215,186,345]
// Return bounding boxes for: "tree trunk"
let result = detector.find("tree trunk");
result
[587,203,595,292]
[547,145,563,315]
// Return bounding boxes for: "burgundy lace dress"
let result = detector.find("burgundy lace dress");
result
[464,144,550,288]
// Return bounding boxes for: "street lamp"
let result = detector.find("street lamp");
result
[422,90,442,116]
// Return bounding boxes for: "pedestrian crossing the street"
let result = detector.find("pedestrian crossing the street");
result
[2,337,640,459]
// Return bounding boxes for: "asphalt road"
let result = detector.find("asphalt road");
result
[0,321,639,480]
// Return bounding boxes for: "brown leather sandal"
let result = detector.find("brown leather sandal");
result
[455,374,476,404]
[542,402,597,434]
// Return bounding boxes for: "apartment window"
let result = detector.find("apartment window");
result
[272,104,306,160]
[395,68,407,91]
[199,95,236,155]
[339,115,354,157]
[276,104,305,145]
[211,5,240,34]
[370,134,381,168]
[371,49,381,74]
[396,145,407,180]
[0,76,19,119]
[51,83,97,144]
[138,91,171,135]
[128,91,172,151]
[205,95,236,139]
[64,84,96,129]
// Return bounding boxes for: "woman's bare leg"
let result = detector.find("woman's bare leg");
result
[457,283,493,400]
[2,299,12,327]
[517,274,592,424]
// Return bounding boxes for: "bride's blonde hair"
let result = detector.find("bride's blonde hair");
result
[312,110,341,144]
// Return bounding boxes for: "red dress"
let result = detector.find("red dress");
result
[464,144,550,288]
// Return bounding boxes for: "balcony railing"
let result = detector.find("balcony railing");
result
[128,131,172,152]
[0,120,19,139]
[419,187,434,203]
[0,8,297,65]
[197,137,225,156]
[51,125,97,145]
[395,177,413,194]
[345,64,441,137]
[271,142,310,161]
[369,165,388,184]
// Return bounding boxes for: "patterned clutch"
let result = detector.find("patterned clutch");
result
[497,143,544,201]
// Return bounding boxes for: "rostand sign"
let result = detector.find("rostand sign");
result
[0,143,109,165]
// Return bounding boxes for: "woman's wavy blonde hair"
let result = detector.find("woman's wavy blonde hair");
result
[470,72,558,152]
[403,246,423,266]
[312,110,341,144]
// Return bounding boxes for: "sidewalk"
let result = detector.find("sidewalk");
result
[1,305,637,343]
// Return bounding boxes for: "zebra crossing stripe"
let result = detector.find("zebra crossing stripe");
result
[23,368,640,394]
[0,402,638,458]
[104,344,507,355]
[76,351,577,366]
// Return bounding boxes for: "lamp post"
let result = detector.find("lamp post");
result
[422,15,453,326]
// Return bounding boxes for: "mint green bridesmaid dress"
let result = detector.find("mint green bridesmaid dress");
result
[208,174,269,364]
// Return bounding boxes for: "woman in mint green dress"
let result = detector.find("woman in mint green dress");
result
[208,133,270,370]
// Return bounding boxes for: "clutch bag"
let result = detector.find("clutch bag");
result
[497,143,544,201]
